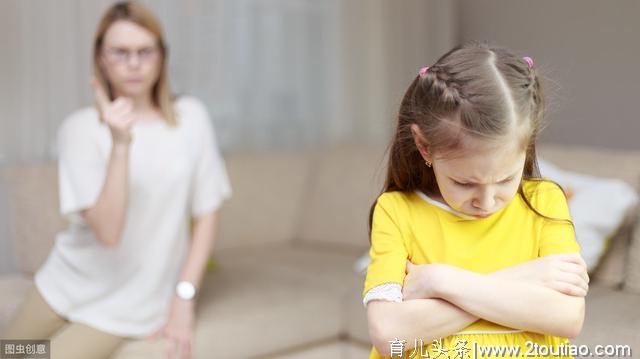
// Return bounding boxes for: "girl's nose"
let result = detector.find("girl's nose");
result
[472,188,495,211]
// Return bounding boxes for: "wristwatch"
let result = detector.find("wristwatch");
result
[175,281,197,300]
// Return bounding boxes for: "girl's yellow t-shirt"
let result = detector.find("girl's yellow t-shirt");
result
[364,179,581,358]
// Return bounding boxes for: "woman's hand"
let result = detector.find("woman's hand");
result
[149,297,195,359]
[492,253,589,297]
[91,77,135,146]
[402,261,452,300]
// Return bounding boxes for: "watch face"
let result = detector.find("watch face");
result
[177,281,196,300]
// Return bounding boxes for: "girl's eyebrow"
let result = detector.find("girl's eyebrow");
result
[451,170,520,184]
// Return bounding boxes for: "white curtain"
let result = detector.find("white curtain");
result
[0,0,343,161]
[0,0,456,273]
[0,0,456,163]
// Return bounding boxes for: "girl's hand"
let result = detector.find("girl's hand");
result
[91,77,135,146]
[492,253,589,297]
[402,261,451,300]
[149,297,195,359]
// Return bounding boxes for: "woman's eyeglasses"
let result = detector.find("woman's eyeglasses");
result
[102,46,160,64]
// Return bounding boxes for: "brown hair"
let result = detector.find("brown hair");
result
[369,41,572,233]
[93,1,177,126]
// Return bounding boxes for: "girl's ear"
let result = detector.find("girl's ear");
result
[410,124,432,163]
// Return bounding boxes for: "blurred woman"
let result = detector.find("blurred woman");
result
[2,2,231,358]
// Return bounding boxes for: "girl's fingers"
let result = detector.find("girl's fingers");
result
[568,285,587,297]
[554,253,580,264]
[406,260,415,272]
[557,253,587,269]
[560,261,589,284]
[557,271,589,293]
[555,281,587,297]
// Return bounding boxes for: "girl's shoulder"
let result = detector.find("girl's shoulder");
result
[520,178,569,217]
[376,190,412,203]
[521,178,565,199]
[375,190,422,213]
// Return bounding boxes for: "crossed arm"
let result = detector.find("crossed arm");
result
[367,254,588,356]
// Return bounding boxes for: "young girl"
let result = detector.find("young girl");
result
[3,2,230,358]
[363,42,588,358]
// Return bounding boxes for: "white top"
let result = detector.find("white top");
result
[34,96,232,338]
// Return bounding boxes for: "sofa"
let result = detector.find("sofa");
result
[1,143,639,358]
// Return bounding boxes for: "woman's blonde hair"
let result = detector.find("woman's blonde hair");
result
[93,1,177,126]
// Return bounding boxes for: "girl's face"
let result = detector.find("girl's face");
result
[99,20,161,99]
[412,125,526,219]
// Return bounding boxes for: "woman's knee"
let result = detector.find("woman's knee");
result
[2,284,66,339]
[50,323,124,359]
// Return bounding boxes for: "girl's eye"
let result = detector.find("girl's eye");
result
[454,177,513,187]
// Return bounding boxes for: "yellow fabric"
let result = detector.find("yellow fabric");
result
[364,179,580,358]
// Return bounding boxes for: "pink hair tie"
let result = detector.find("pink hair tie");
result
[418,66,430,78]
[523,56,534,69]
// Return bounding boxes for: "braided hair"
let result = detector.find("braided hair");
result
[368,41,570,234]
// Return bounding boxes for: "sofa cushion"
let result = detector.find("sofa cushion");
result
[344,272,371,345]
[573,284,640,353]
[115,243,359,359]
[268,340,371,358]
[0,150,309,273]
[296,145,387,251]
[0,274,33,333]
[0,164,64,275]
[216,151,312,251]
[538,144,640,191]
[195,243,360,358]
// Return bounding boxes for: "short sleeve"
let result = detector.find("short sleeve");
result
[363,193,409,300]
[57,110,107,218]
[537,181,581,256]
[189,100,232,218]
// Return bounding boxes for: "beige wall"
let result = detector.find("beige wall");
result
[457,0,640,150]
[335,0,457,145]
